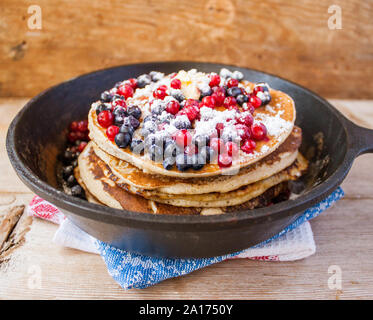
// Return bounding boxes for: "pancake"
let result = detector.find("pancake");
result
[91,126,302,195]
[88,75,296,178]
[78,142,307,209]
[75,153,290,215]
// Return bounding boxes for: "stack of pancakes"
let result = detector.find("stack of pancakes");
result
[75,71,308,215]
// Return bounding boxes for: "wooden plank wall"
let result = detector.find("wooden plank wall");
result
[0,0,372,99]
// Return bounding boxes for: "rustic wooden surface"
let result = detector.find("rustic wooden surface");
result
[1,0,373,99]
[0,98,373,299]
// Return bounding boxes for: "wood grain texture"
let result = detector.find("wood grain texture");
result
[0,98,372,299]
[0,1,373,98]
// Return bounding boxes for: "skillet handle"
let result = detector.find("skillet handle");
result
[346,120,373,156]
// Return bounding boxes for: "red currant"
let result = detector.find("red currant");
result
[165,101,180,115]
[235,124,251,141]
[253,86,264,95]
[174,129,192,148]
[241,139,256,154]
[170,78,181,89]
[211,90,225,106]
[249,95,262,108]
[223,96,237,108]
[251,123,268,140]
[69,121,79,132]
[236,113,254,127]
[210,138,224,154]
[106,125,120,141]
[218,153,232,168]
[201,96,216,108]
[153,88,168,100]
[111,99,127,110]
[97,110,114,128]
[225,141,239,157]
[184,105,200,121]
[78,141,88,152]
[77,120,88,132]
[209,74,221,87]
[67,131,78,143]
[117,84,134,99]
[128,78,138,90]
[227,78,239,88]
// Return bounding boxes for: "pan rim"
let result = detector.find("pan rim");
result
[6,61,354,228]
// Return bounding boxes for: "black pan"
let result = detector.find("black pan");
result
[6,62,373,258]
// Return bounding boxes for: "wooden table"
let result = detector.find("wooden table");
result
[0,98,372,300]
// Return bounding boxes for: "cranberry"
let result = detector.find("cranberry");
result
[210,137,224,154]
[111,99,127,110]
[209,74,221,87]
[170,78,181,89]
[185,145,197,156]
[235,124,251,141]
[241,139,256,154]
[243,103,255,114]
[67,131,78,143]
[251,123,268,140]
[106,125,120,141]
[153,88,168,100]
[218,153,232,168]
[69,121,79,132]
[215,123,224,137]
[227,78,239,88]
[77,120,88,132]
[249,95,262,108]
[117,84,134,99]
[174,129,192,148]
[223,96,237,108]
[236,113,254,127]
[97,110,114,128]
[166,101,180,115]
[78,141,88,152]
[201,96,216,108]
[128,78,138,90]
[225,141,239,157]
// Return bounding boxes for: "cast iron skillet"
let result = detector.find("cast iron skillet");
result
[6,62,373,258]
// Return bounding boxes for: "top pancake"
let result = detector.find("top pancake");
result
[88,72,296,178]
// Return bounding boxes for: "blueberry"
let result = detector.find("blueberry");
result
[119,124,134,136]
[163,157,175,170]
[192,154,205,171]
[63,150,74,164]
[127,106,142,119]
[148,145,163,162]
[96,103,109,115]
[145,134,164,148]
[128,115,140,129]
[71,185,84,197]
[113,106,127,117]
[137,74,152,88]
[199,146,215,163]
[227,86,242,97]
[130,139,144,154]
[115,132,131,148]
[149,71,164,82]
[143,115,156,123]
[151,103,164,116]
[199,86,212,99]
[62,165,73,179]
[236,94,248,106]
[100,91,112,102]
[71,159,78,168]
[114,115,125,126]
[193,135,210,148]
[176,154,192,172]
[172,91,185,103]
[164,141,180,158]
[141,121,157,137]
[174,118,191,130]
[66,174,76,187]
[111,94,124,102]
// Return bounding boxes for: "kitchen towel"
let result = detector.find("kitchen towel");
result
[26,187,344,289]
